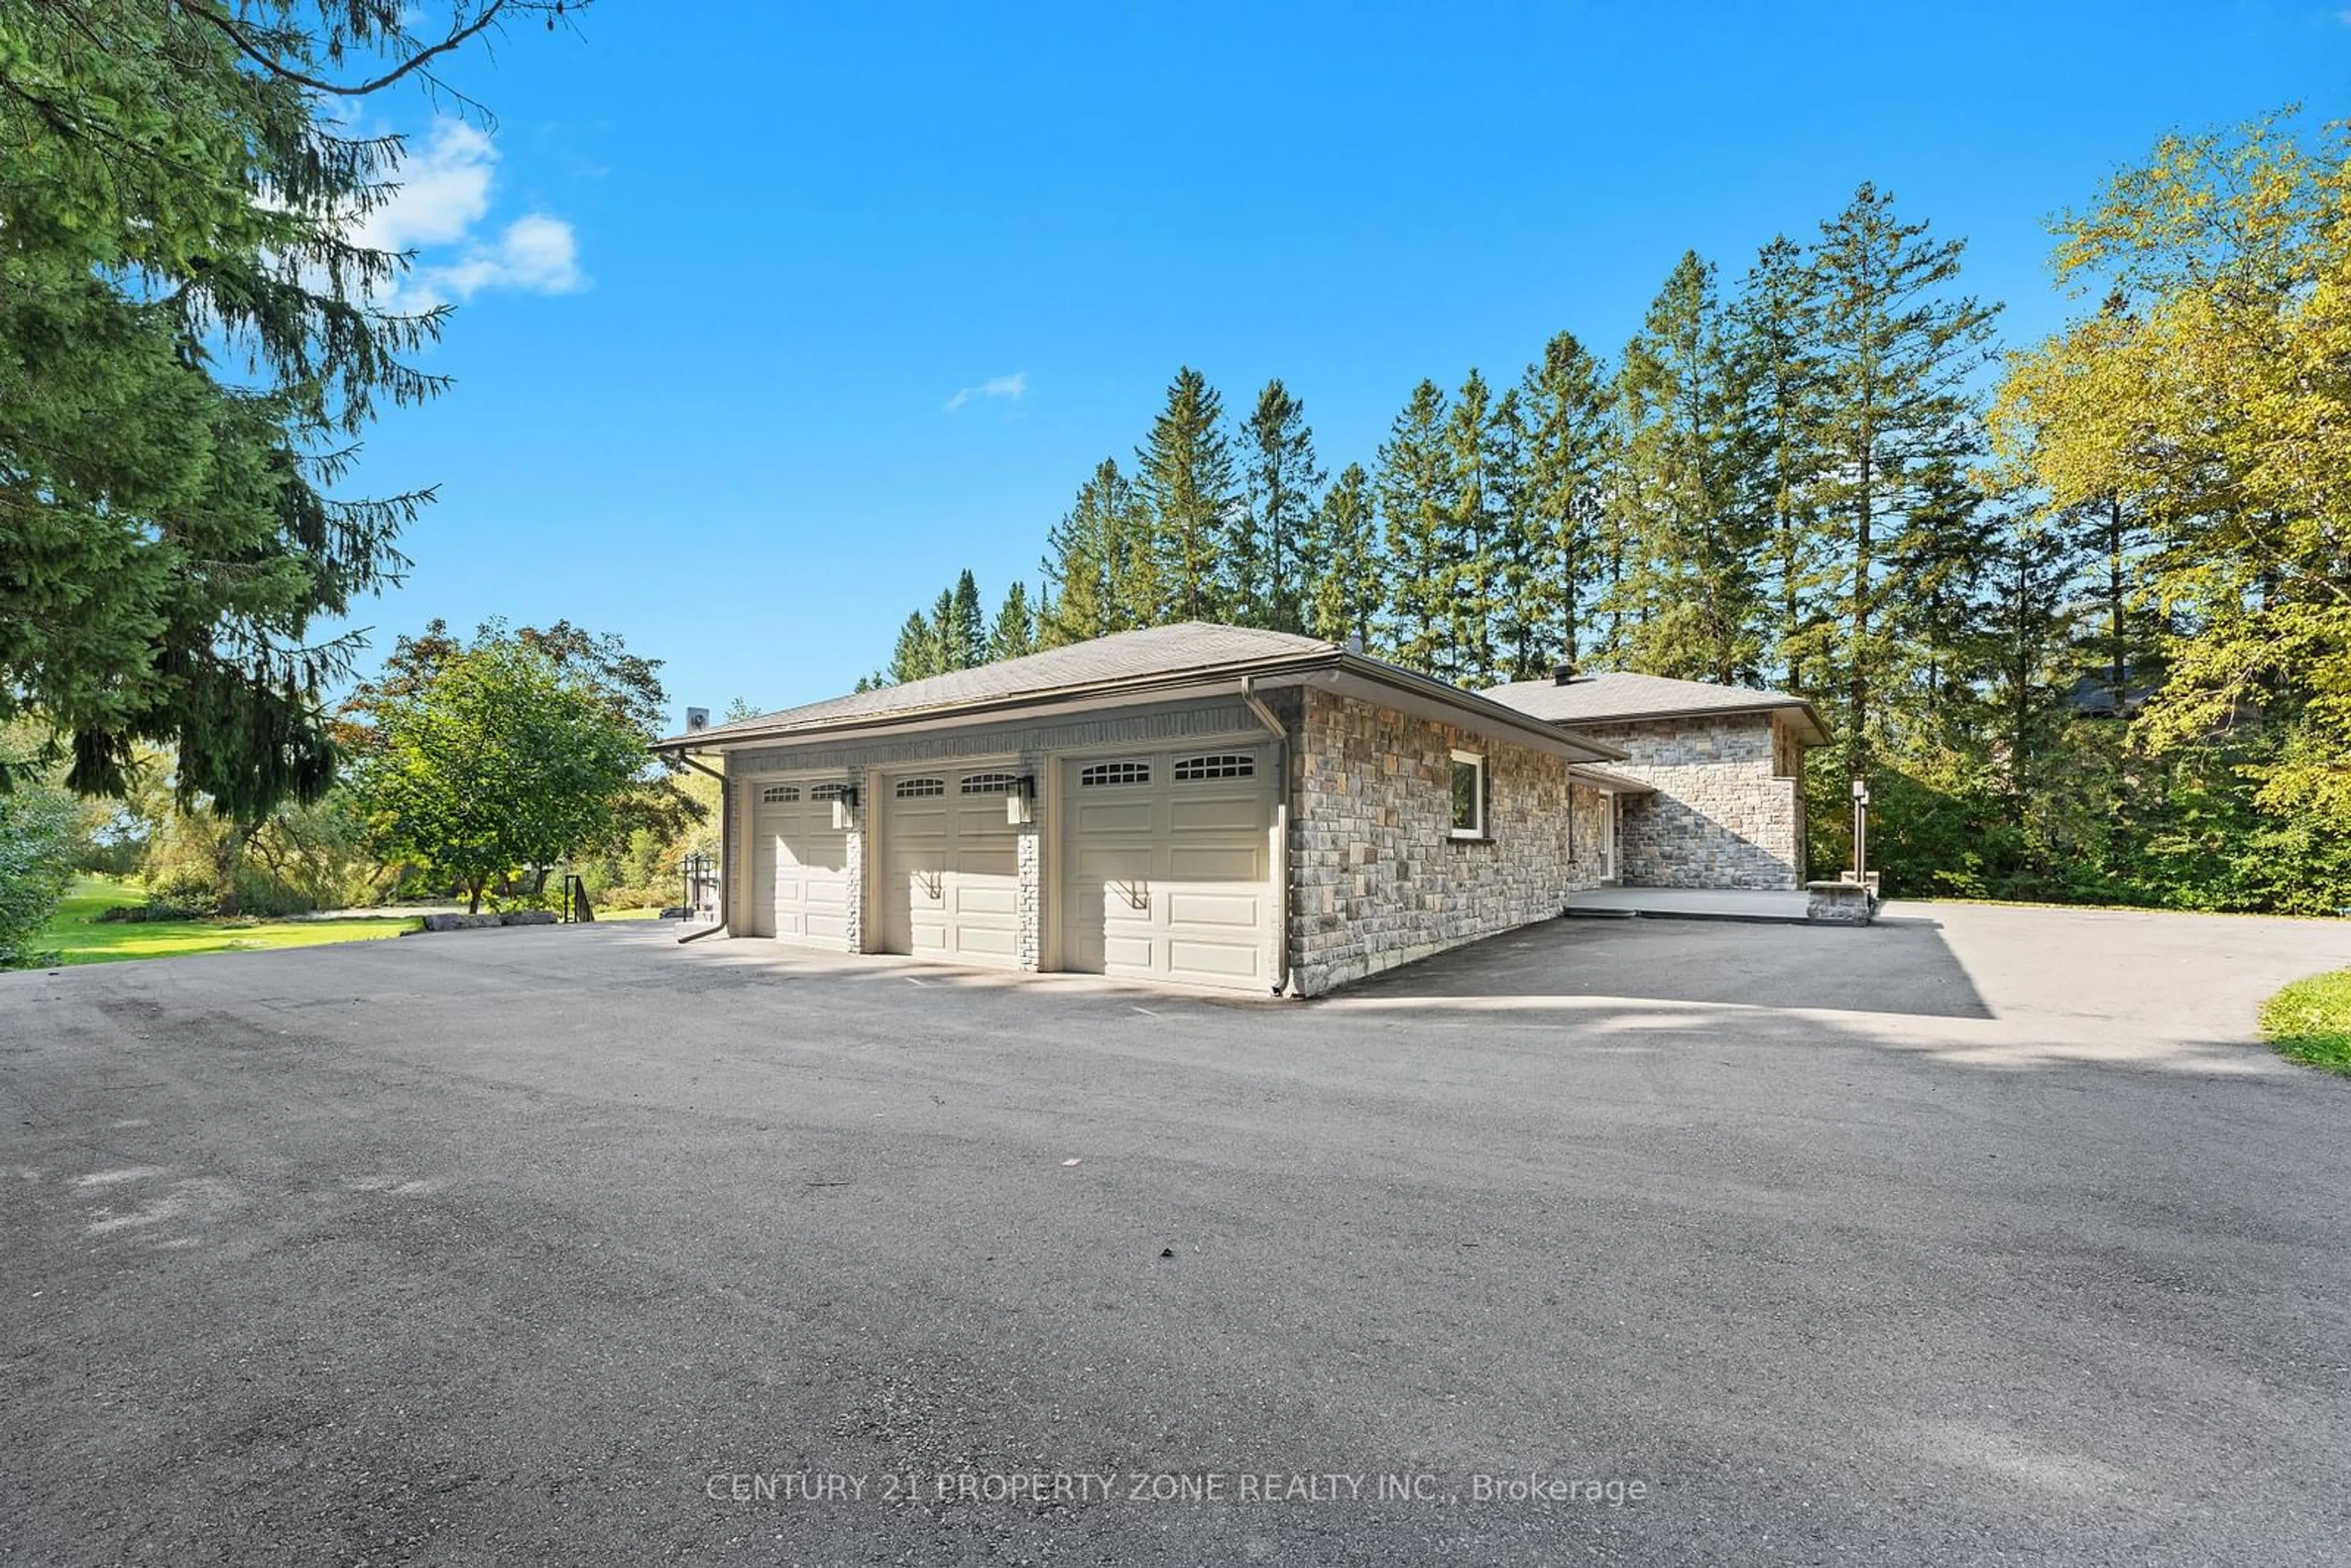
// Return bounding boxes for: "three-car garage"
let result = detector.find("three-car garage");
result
[738,744,1281,994]
[670,621,1640,999]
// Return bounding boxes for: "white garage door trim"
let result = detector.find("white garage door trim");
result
[746,779,852,945]
[879,764,1024,968]
[1058,745,1275,992]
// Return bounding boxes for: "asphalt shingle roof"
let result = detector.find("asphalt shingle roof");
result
[677,623,1335,743]
[1483,670,1826,742]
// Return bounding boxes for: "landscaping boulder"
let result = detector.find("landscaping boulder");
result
[500,910,558,926]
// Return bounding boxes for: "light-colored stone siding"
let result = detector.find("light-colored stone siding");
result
[1288,688,1604,996]
[1566,714,1802,890]
[841,805,865,954]
[1014,745,1043,972]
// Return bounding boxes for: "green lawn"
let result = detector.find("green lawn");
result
[2260,969,2351,1077]
[40,876,664,966]
[42,877,422,966]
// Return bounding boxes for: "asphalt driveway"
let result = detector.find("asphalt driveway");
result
[4,905,2349,1564]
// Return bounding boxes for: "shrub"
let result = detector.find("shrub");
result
[0,785,80,968]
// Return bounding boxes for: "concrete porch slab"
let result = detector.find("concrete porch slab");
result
[1565,885,1810,923]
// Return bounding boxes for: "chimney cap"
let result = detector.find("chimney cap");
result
[1552,663,1575,686]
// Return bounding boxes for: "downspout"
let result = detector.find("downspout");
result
[1239,676,1292,997]
[672,750,729,943]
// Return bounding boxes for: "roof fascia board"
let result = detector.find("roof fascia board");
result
[655,647,1631,764]
[1307,664,1624,763]
[658,659,1335,753]
[1569,763,1659,795]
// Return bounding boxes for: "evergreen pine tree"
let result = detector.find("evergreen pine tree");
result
[1888,456,1998,737]
[1731,236,1830,690]
[1134,367,1236,621]
[1040,459,1155,646]
[988,582,1037,662]
[947,569,986,668]
[1438,370,1502,685]
[1376,380,1456,675]
[926,588,962,672]
[1804,182,2001,779]
[1307,463,1384,649]
[887,612,940,684]
[1985,498,2088,823]
[1483,387,1545,681]
[1612,252,1769,684]
[1231,380,1326,632]
[1514,331,1614,675]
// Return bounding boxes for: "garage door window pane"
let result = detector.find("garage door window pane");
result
[810,784,851,801]
[760,784,800,804]
[961,772,1021,795]
[894,777,945,798]
[1079,761,1149,787]
[1174,753,1253,782]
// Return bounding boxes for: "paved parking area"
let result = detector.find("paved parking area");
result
[4,906,2348,1564]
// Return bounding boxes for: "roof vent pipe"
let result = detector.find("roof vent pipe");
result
[1553,663,1575,686]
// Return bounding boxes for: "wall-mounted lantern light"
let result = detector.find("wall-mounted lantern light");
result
[828,783,861,831]
[1006,774,1037,825]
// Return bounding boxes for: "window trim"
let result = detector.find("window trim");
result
[759,783,801,805]
[1078,760,1151,788]
[1449,749,1488,841]
[893,776,947,799]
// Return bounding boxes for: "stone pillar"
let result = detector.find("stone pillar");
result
[1014,749,1043,972]
[841,809,865,954]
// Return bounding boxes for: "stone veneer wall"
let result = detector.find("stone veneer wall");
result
[1565,714,1801,890]
[1288,688,1605,996]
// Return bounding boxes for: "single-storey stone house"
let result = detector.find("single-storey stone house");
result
[1480,669,1828,891]
[654,624,1824,997]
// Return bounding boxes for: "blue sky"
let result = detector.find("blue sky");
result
[340,1,2351,725]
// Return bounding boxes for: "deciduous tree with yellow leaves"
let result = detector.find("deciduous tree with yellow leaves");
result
[1993,113,2351,863]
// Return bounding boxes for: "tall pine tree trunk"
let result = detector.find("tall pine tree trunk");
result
[2107,495,2126,696]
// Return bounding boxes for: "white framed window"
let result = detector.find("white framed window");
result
[759,784,800,805]
[1450,750,1486,839]
[1174,752,1254,782]
[894,776,945,799]
[960,771,1022,795]
[1079,760,1150,788]
[809,783,852,803]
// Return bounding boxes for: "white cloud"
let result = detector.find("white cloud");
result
[408,212,584,308]
[353,119,496,253]
[348,118,585,312]
[943,372,1028,414]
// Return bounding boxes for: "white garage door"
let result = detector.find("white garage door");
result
[1059,748,1274,992]
[880,768,1022,967]
[748,782,852,943]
